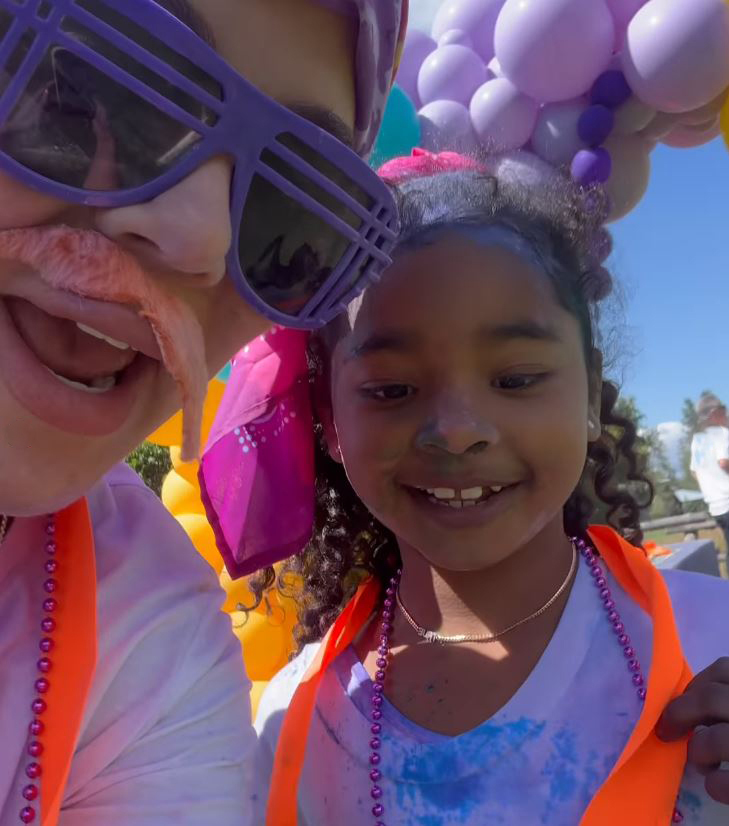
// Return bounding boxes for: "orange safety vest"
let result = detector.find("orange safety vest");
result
[266,526,694,825]
[43,500,98,826]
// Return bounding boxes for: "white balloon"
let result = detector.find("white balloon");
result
[531,100,588,165]
[613,97,656,135]
[603,135,652,222]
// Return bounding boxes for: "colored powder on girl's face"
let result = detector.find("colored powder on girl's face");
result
[0,226,207,459]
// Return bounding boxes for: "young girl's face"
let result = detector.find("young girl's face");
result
[327,232,600,572]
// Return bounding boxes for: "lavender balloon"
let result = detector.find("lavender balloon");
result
[398,29,437,107]
[606,0,646,43]
[438,29,475,49]
[495,0,615,103]
[432,0,505,62]
[622,0,729,113]
[571,147,612,186]
[418,44,489,106]
[531,100,588,165]
[470,77,539,151]
[419,100,477,152]
[578,105,615,146]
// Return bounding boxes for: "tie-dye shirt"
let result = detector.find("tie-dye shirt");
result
[253,558,729,824]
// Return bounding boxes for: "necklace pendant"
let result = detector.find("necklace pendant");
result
[423,630,437,643]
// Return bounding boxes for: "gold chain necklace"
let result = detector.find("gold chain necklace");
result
[395,540,578,644]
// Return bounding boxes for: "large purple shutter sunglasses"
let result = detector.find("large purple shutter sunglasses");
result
[0,0,399,329]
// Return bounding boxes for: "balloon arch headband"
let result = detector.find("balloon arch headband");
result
[373,0,729,223]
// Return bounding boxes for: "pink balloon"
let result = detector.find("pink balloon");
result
[679,90,729,126]
[469,78,539,151]
[494,0,615,103]
[398,30,438,107]
[432,0,504,61]
[418,45,489,106]
[622,0,729,113]
[603,135,652,221]
[531,100,588,165]
[419,100,478,152]
[661,119,721,148]
[638,110,680,141]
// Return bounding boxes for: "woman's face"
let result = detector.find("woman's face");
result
[327,233,601,573]
[0,0,357,515]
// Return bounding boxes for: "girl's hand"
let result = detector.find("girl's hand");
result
[657,658,729,804]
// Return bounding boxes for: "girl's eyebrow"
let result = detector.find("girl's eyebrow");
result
[346,320,563,362]
[478,320,563,344]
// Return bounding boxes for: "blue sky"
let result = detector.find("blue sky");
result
[610,138,729,426]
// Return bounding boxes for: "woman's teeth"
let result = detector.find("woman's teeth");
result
[76,322,132,351]
[419,485,505,508]
[47,368,117,394]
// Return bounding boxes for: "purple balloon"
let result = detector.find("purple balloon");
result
[418,45,489,107]
[571,147,613,185]
[531,100,588,166]
[622,0,729,113]
[495,0,615,103]
[438,29,475,49]
[590,71,632,109]
[432,0,504,61]
[578,105,616,146]
[397,30,438,107]
[469,78,539,151]
[419,100,477,152]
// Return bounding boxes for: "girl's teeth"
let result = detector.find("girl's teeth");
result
[48,369,117,394]
[431,488,456,500]
[491,485,503,493]
[448,501,463,509]
[76,322,131,351]
[461,487,483,500]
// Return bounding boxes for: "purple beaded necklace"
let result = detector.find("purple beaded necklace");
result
[368,536,684,825]
[0,514,59,824]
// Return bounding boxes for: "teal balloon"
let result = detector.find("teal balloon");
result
[370,85,421,168]
[216,363,232,383]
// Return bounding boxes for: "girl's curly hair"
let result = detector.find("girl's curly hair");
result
[245,160,653,650]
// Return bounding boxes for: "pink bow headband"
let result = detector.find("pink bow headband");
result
[198,150,608,578]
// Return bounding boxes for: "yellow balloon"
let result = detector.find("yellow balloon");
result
[148,377,226,447]
[169,447,200,485]
[250,680,268,720]
[230,610,296,681]
[177,513,224,573]
[162,470,205,516]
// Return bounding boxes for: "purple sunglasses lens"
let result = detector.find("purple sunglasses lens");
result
[0,4,217,189]
[238,133,390,319]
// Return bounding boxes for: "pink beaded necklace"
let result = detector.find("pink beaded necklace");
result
[368,536,684,825]
[1,514,60,824]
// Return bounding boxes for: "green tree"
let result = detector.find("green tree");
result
[126,442,172,497]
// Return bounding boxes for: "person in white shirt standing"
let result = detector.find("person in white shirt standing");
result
[691,393,729,550]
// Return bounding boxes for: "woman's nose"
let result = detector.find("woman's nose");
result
[95,157,233,284]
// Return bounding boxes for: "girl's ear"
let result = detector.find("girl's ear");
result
[311,342,343,464]
[587,349,604,443]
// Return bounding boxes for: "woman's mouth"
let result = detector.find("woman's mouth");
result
[0,294,161,436]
